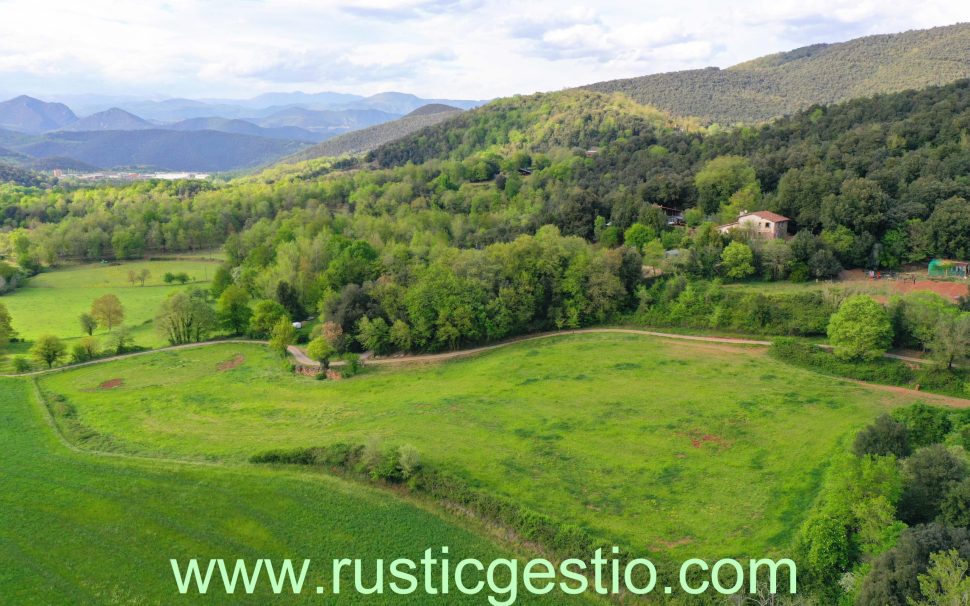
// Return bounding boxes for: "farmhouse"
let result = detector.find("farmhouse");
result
[718,211,790,239]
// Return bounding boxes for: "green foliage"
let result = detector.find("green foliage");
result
[11,356,31,373]
[827,295,894,361]
[858,524,970,606]
[898,445,966,525]
[893,404,954,449]
[854,414,911,458]
[154,290,217,345]
[912,549,970,606]
[694,156,758,215]
[30,334,66,368]
[355,316,391,354]
[268,318,296,356]
[720,241,755,279]
[248,299,288,338]
[305,337,335,369]
[940,479,970,528]
[78,312,97,337]
[215,284,251,335]
[70,336,101,363]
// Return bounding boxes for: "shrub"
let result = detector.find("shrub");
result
[12,356,31,373]
[827,295,893,361]
[898,444,967,525]
[940,478,970,527]
[853,414,911,458]
[892,404,953,449]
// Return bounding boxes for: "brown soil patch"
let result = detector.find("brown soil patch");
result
[98,378,123,390]
[892,280,968,301]
[652,537,693,551]
[678,431,732,450]
[217,354,245,371]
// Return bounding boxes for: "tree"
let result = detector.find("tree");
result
[127,269,137,286]
[853,414,911,458]
[694,156,759,215]
[827,295,894,361]
[30,334,66,368]
[926,197,970,260]
[941,479,970,528]
[761,239,792,280]
[78,312,97,336]
[248,300,288,338]
[173,272,190,285]
[928,315,970,370]
[105,325,134,354]
[70,336,100,362]
[320,321,346,352]
[899,445,967,525]
[136,268,150,286]
[808,248,842,279]
[216,285,251,335]
[720,241,755,280]
[155,291,217,345]
[91,294,125,332]
[0,302,15,347]
[623,223,655,251]
[356,316,391,354]
[893,404,953,449]
[858,525,970,606]
[275,280,306,321]
[912,549,970,606]
[398,444,421,479]
[163,272,176,284]
[210,265,233,298]
[389,319,412,352]
[269,318,297,356]
[305,337,335,369]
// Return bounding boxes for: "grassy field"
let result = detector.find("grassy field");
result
[0,377,571,604]
[0,259,220,350]
[37,333,931,561]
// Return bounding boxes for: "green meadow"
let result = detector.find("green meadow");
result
[0,377,574,604]
[1,259,220,349]
[38,332,928,561]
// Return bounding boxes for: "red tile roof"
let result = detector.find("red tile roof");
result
[745,210,789,222]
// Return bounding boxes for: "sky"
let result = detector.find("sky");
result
[0,0,968,101]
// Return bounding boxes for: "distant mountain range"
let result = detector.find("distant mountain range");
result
[286,104,463,162]
[0,91,483,171]
[585,22,970,123]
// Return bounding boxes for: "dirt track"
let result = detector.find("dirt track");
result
[14,329,970,407]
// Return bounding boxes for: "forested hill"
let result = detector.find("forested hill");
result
[369,90,692,167]
[584,23,970,123]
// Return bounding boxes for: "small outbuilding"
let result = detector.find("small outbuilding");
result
[928,259,969,278]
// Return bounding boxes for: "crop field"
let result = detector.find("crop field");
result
[0,378,567,604]
[37,332,931,561]
[1,259,220,349]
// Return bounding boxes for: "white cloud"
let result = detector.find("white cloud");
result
[0,0,966,99]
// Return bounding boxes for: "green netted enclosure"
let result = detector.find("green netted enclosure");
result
[928,259,969,277]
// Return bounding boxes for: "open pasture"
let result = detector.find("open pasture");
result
[0,378,557,604]
[37,332,931,560]
[1,259,219,349]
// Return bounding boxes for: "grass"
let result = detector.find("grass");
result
[0,377,571,604]
[0,259,220,351]
[37,333,933,561]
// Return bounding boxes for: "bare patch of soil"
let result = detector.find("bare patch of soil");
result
[98,378,123,390]
[217,354,245,372]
